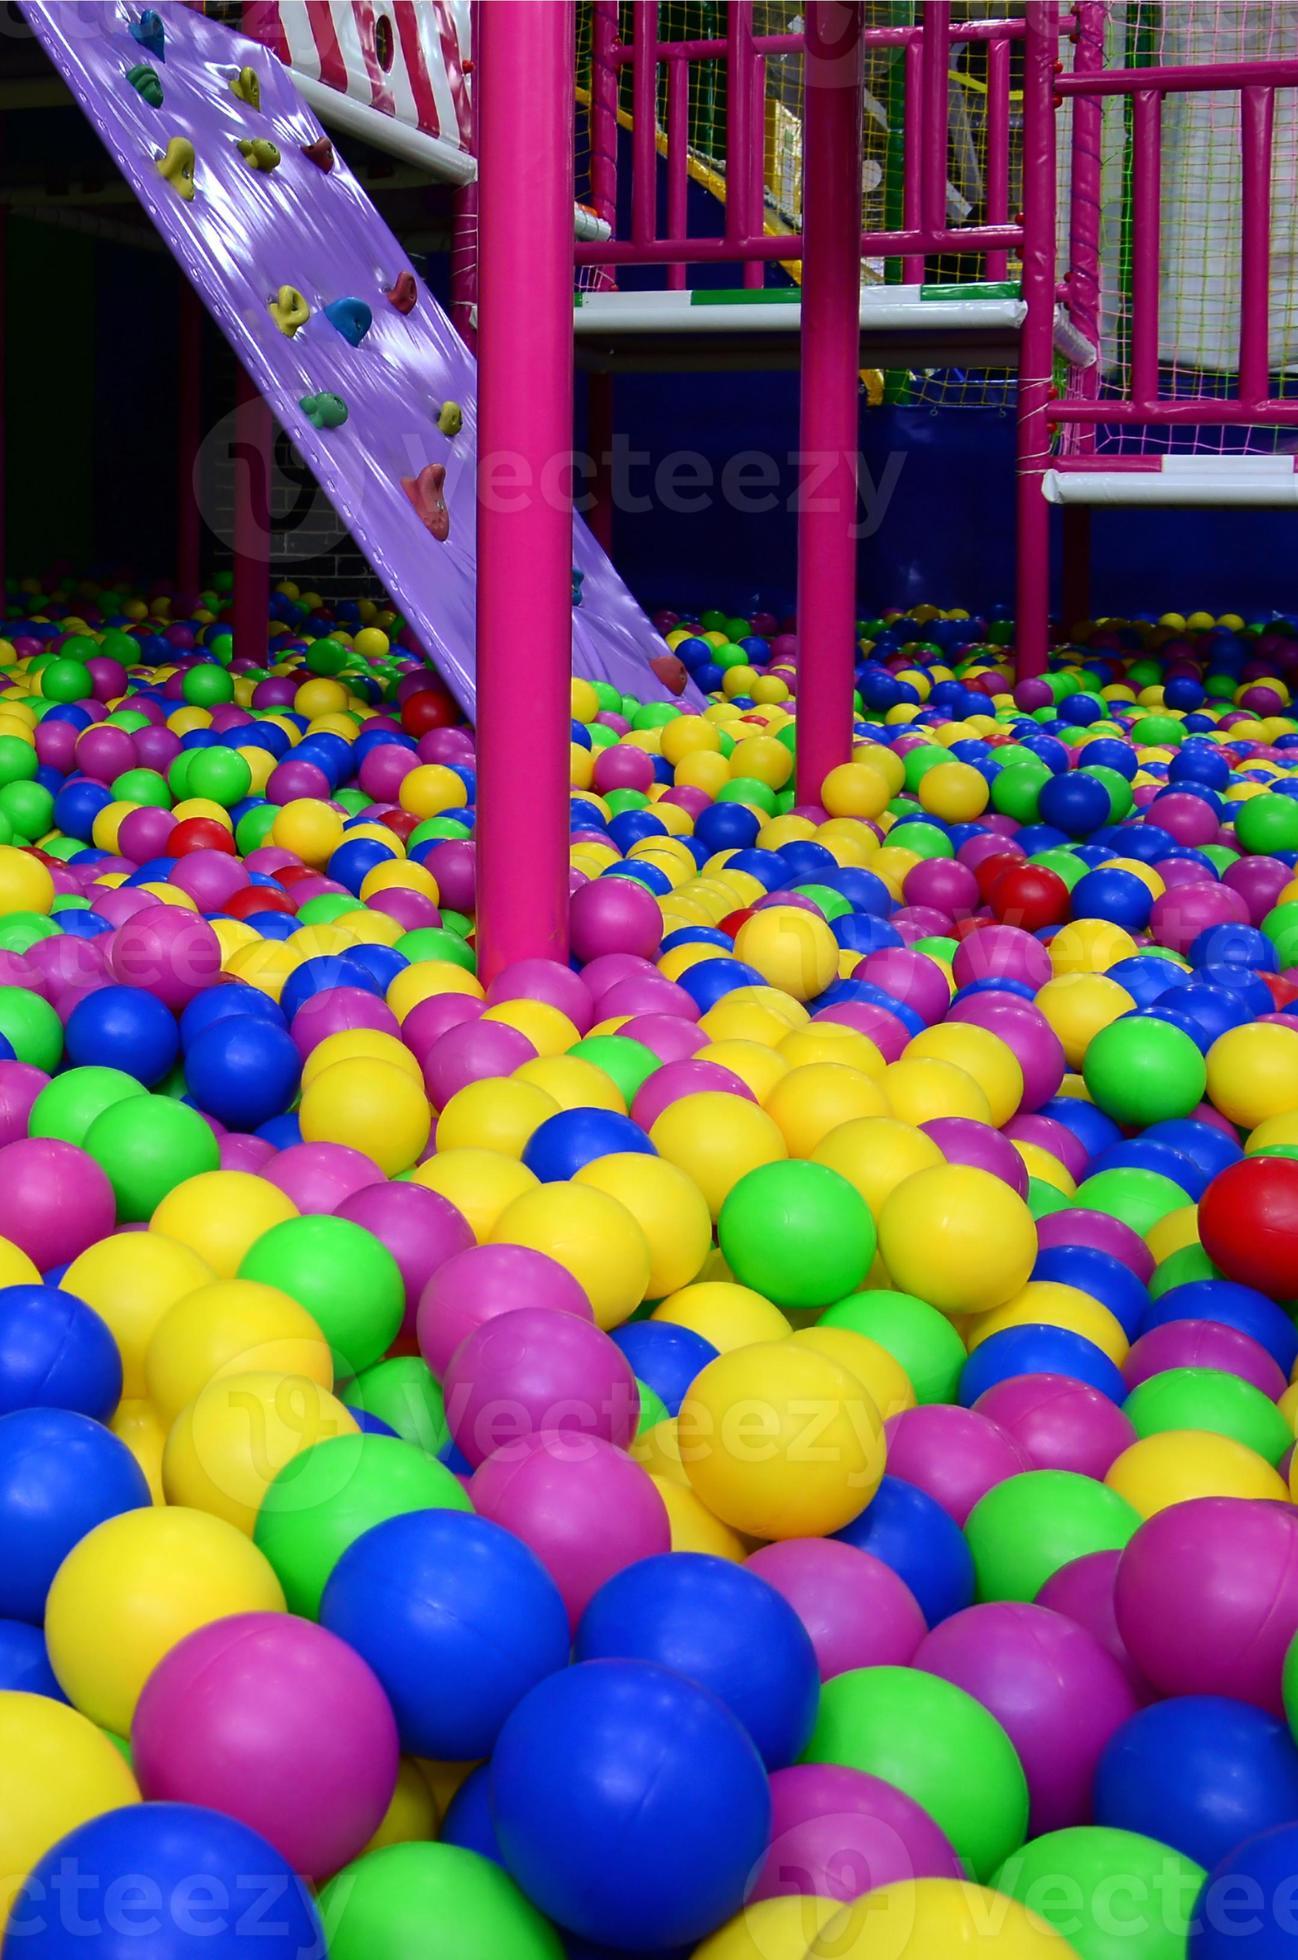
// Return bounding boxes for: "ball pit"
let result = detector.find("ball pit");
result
[10,585,1298,1952]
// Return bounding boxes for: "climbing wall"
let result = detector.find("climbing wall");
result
[22,0,690,717]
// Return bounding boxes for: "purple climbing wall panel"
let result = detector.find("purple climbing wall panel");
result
[21,0,693,718]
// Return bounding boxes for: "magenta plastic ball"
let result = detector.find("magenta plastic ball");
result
[1152,791,1221,847]
[219,1134,276,1173]
[1035,1550,1154,1703]
[891,906,957,942]
[0,1137,115,1268]
[484,958,594,1035]
[1150,880,1250,955]
[973,1375,1137,1480]
[1113,1496,1298,1716]
[814,999,911,1062]
[133,727,182,775]
[1037,1208,1155,1283]
[579,953,660,1002]
[289,987,401,1060]
[416,1242,594,1378]
[117,806,177,863]
[75,725,136,784]
[108,905,222,1011]
[469,1430,670,1628]
[35,721,76,772]
[917,1600,1139,1833]
[0,1063,48,1146]
[1002,1114,1090,1184]
[903,858,980,918]
[947,995,1066,1112]
[267,759,332,806]
[922,1118,1029,1196]
[883,1405,1032,1526]
[1121,1320,1286,1398]
[400,993,484,1061]
[960,834,1024,872]
[90,888,155,928]
[1224,853,1292,922]
[131,1612,399,1883]
[856,949,951,1025]
[952,924,1053,992]
[631,1060,755,1131]
[444,1306,639,1467]
[569,878,662,964]
[616,1014,708,1063]
[168,850,250,911]
[368,889,441,934]
[751,1764,962,1906]
[336,1179,474,1331]
[421,1020,538,1110]
[597,975,700,1022]
[593,746,654,795]
[420,841,475,914]
[263,1141,381,1215]
[746,1538,926,1681]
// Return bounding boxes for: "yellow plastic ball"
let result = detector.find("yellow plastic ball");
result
[792,1324,916,1420]
[483,998,580,1057]
[763,1062,889,1156]
[812,1115,946,1220]
[412,1149,535,1241]
[353,626,390,660]
[906,1024,1023,1126]
[0,844,53,916]
[734,909,839,1002]
[698,1038,790,1101]
[729,735,793,790]
[489,1182,650,1330]
[650,1476,748,1563]
[1105,1429,1289,1517]
[820,761,892,821]
[1246,1112,1298,1156]
[879,1164,1037,1316]
[45,1506,285,1734]
[631,1413,691,1486]
[162,1370,359,1534]
[1206,1021,1298,1129]
[1049,919,1139,976]
[0,1694,140,1923]
[109,1397,167,1505]
[883,1056,993,1128]
[398,764,469,819]
[573,1152,712,1298]
[918,760,989,823]
[360,859,439,905]
[1036,973,1136,1070]
[653,1280,791,1351]
[300,1028,423,1089]
[145,1278,334,1425]
[435,1077,558,1158]
[387,962,484,1021]
[1146,1203,1200,1265]
[967,1281,1129,1366]
[271,798,344,867]
[679,1340,885,1539]
[650,1093,788,1217]
[299,1058,431,1175]
[151,1171,299,1279]
[808,1879,1075,1958]
[694,1896,841,1960]
[63,1232,214,1397]
[362,1757,439,1855]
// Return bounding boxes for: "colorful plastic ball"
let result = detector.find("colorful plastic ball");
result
[416,1241,594,1378]
[0,1277,122,1421]
[1105,1429,1288,1515]
[44,1503,285,1733]
[750,1762,960,1909]
[109,903,223,1011]
[1095,1696,1298,1872]
[488,1182,651,1331]
[300,1056,431,1175]
[974,1373,1135,1482]
[0,988,61,1071]
[1189,1822,1298,1960]
[444,1306,639,1466]
[576,1552,819,1769]
[993,1826,1206,1960]
[834,1473,974,1627]
[238,1213,404,1376]
[318,1842,564,1960]
[28,1064,143,1147]
[8,1800,322,1960]
[570,877,662,962]
[0,1619,64,1699]
[64,1231,213,1399]
[64,982,179,1086]
[806,1879,1077,1959]
[1205,1020,1298,1128]
[0,1137,115,1271]
[650,1091,788,1217]
[1123,1366,1290,1464]
[163,1368,359,1533]
[1083,1014,1208,1124]
[821,1289,967,1406]
[680,1339,885,1540]
[254,1432,472,1618]
[964,1469,1142,1602]
[805,1664,1028,1882]
[143,1276,332,1427]
[0,1407,150,1622]
[746,1537,926,1679]
[878,1165,1037,1317]
[916,1601,1139,1834]
[1199,1152,1298,1300]
[961,1321,1127,1404]
[717,1160,874,1310]
[82,1094,218,1221]
[490,1658,772,1952]
[0,1692,140,1922]
[1113,1496,1298,1716]
[521,1106,654,1182]
[610,1320,717,1419]
[321,1508,569,1762]
[734,908,839,1001]
[883,1403,1030,1526]
[184,1015,303,1130]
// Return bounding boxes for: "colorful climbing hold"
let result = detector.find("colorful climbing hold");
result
[236,138,281,173]
[126,63,163,107]
[300,392,349,431]
[229,67,261,110]
[323,298,373,348]
[155,136,195,202]
[649,652,689,696]
[385,271,418,315]
[129,10,165,60]
[401,464,451,542]
[572,567,585,608]
[268,285,310,337]
[436,401,463,439]
[301,138,335,171]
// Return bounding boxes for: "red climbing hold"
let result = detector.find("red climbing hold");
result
[649,653,688,697]
[301,137,334,171]
[385,270,418,315]
[401,464,450,542]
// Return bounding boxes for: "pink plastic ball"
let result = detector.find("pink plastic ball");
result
[485,958,594,1034]
[814,1000,910,1062]
[751,1764,962,1906]
[569,879,662,964]
[1121,1320,1286,1398]
[947,995,1066,1112]
[132,1612,399,1882]
[263,1141,381,1215]
[746,1539,926,1681]
[469,1431,670,1628]
[336,1179,474,1331]
[631,1059,756,1130]
[922,1118,1029,1196]
[1150,880,1250,955]
[289,987,401,1060]
[108,906,222,1012]
[0,1137,115,1268]
[444,1307,639,1467]
[417,1243,594,1378]
[1037,1208,1155,1282]
[856,949,950,1025]
[1035,1549,1155,1702]
[952,923,1053,992]
[974,1374,1137,1480]
[421,1020,537,1110]
[616,1015,708,1063]
[0,1063,49,1146]
[883,1405,1032,1525]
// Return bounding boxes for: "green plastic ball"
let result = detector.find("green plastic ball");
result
[318,1843,564,1960]
[964,1469,1142,1602]
[718,1161,875,1311]
[820,1289,966,1404]
[805,1665,1028,1881]
[1123,1367,1292,1465]
[306,637,351,677]
[0,782,53,840]
[0,986,63,1070]
[0,913,59,955]
[1073,1167,1191,1236]
[395,927,476,973]
[566,1035,661,1105]
[185,748,253,807]
[1082,1016,1207,1125]
[1147,1243,1218,1299]
[238,1214,405,1376]
[182,664,235,708]
[110,768,171,810]
[82,1094,221,1221]
[1235,792,1298,856]
[0,736,37,788]
[348,1355,450,1456]
[992,1825,1205,1960]
[235,805,280,855]
[40,658,95,704]
[28,1066,145,1147]
[254,1433,472,1618]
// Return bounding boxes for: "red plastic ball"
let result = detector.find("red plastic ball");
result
[991,864,1072,933]
[1199,1154,1298,1300]
[224,885,295,920]
[401,689,457,737]
[380,809,421,843]
[170,817,236,856]
[974,851,1028,905]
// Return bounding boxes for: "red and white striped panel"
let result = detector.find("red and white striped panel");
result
[242,1,472,150]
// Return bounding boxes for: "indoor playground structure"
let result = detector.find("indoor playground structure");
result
[14,2,1298,1959]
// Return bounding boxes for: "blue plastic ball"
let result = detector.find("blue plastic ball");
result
[1032,1245,1150,1337]
[0,1286,121,1422]
[64,985,179,1087]
[489,1660,771,1952]
[184,1017,303,1132]
[575,1553,819,1769]
[1190,1823,1298,1958]
[609,1322,718,1417]
[833,1474,975,1627]
[959,1325,1128,1406]
[0,1408,149,1621]
[320,1510,570,1761]
[440,1764,502,1864]
[1141,1280,1298,1376]
[522,1107,656,1183]
[0,1619,65,1699]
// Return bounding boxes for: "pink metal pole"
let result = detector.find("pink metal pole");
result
[1239,85,1275,407]
[576,221,1023,268]
[985,34,1011,281]
[1129,90,1161,406]
[919,1,950,241]
[450,0,480,348]
[476,0,574,978]
[632,1,658,246]
[232,367,271,666]
[666,53,689,289]
[743,49,766,288]
[176,280,203,598]
[795,0,864,805]
[726,2,755,257]
[901,35,925,283]
[1013,0,1060,682]
[1066,0,1105,454]
[0,210,8,604]
[590,0,620,293]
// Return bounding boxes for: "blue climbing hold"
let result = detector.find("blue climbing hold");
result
[324,298,373,347]
[129,9,165,60]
